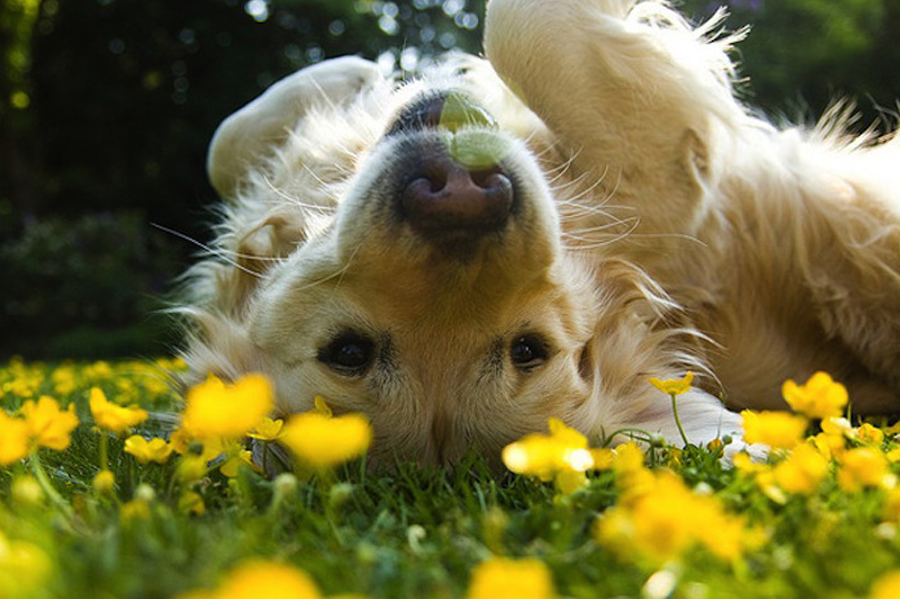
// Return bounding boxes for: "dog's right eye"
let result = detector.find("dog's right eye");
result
[317,333,375,376]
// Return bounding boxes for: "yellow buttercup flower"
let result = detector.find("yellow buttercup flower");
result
[21,396,79,451]
[838,447,889,492]
[857,423,885,446]
[782,372,848,419]
[178,491,206,516]
[883,489,900,523]
[174,560,325,599]
[280,401,372,469]
[181,373,273,440]
[220,449,254,477]
[871,570,900,599]
[464,557,556,599]
[649,372,694,396]
[90,387,148,434]
[93,469,116,494]
[0,411,31,465]
[0,533,52,598]
[772,444,829,494]
[124,435,174,464]
[741,410,807,449]
[501,418,602,493]
[248,416,284,441]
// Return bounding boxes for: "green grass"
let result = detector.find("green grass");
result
[1,358,899,599]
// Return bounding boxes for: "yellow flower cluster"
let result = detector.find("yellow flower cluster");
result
[595,444,755,563]
[736,372,896,501]
[501,418,613,494]
[1,357,186,403]
[464,557,557,599]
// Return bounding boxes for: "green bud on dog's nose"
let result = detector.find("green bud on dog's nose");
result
[438,92,497,133]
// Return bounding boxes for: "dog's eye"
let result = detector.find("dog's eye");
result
[510,334,549,371]
[318,333,375,376]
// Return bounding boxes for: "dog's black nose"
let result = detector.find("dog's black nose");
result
[401,154,513,234]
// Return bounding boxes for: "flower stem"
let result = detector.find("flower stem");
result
[29,452,75,520]
[671,393,690,447]
[99,431,109,471]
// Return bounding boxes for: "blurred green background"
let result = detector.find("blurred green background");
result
[1,0,897,360]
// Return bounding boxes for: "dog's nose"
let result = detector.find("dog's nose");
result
[401,155,514,234]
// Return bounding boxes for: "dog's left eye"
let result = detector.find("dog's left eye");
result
[317,333,375,376]
[510,334,549,371]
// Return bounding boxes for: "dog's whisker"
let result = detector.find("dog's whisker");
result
[151,223,265,279]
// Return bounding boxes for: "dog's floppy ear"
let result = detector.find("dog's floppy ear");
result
[207,56,383,199]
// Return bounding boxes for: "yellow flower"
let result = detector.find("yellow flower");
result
[741,410,807,449]
[90,387,148,434]
[180,560,324,599]
[93,469,116,494]
[871,570,900,599]
[10,476,43,506]
[649,372,694,396]
[857,423,885,446]
[810,427,846,461]
[220,449,254,477]
[595,470,749,563]
[0,411,30,465]
[0,533,52,598]
[121,499,151,523]
[501,418,598,493]
[782,372,848,419]
[838,447,889,492]
[248,416,284,441]
[181,373,273,440]
[733,452,768,475]
[464,557,556,599]
[772,444,829,494]
[21,396,79,451]
[124,435,174,464]
[179,491,206,515]
[280,403,372,469]
[883,489,900,523]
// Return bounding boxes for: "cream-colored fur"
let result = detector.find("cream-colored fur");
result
[179,0,900,467]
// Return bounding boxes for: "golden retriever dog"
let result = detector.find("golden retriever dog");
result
[179,0,900,468]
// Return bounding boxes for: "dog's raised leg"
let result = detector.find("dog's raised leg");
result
[207,56,382,199]
[484,0,742,238]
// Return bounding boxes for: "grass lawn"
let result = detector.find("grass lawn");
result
[1,358,899,599]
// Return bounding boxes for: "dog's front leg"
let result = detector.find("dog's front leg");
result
[485,0,742,237]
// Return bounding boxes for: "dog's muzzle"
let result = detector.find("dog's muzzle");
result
[386,92,515,239]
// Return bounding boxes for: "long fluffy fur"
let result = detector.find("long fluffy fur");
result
[177,0,899,466]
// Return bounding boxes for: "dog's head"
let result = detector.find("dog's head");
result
[183,57,702,468]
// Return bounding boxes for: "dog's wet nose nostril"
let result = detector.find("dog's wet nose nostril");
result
[401,160,514,233]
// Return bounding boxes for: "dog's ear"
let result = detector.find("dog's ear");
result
[208,56,383,199]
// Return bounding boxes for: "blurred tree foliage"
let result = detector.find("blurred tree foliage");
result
[0,0,896,359]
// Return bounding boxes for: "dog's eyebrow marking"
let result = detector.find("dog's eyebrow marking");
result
[478,338,506,383]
